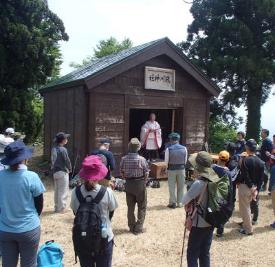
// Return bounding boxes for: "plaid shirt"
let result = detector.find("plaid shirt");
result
[120,153,149,179]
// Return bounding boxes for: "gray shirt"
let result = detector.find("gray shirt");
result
[51,145,72,174]
[70,184,118,242]
[182,179,211,228]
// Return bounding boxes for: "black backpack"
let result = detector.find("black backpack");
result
[72,186,106,262]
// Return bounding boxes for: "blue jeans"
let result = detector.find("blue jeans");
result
[79,240,113,267]
[187,227,214,267]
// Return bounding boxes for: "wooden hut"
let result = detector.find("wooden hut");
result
[40,37,220,174]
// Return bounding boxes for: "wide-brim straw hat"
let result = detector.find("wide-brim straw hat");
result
[188,151,219,183]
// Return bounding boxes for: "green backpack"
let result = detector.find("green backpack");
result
[204,171,234,227]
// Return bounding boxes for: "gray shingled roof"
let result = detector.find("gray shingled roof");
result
[43,38,163,89]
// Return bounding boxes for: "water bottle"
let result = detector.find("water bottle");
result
[101,216,108,239]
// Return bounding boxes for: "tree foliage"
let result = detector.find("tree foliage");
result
[209,118,237,153]
[180,0,275,141]
[0,0,68,142]
[70,37,133,69]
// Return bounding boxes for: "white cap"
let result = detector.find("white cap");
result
[5,128,15,134]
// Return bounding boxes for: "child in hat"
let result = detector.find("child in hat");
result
[70,155,118,266]
[0,141,45,267]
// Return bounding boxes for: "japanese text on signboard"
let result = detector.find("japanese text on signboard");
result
[145,67,175,91]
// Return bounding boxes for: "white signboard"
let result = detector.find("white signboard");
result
[145,66,175,91]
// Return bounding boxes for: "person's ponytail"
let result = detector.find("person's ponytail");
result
[84,180,96,191]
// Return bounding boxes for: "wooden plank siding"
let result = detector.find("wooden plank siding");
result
[43,86,87,170]
[184,98,207,153]
[91,55,208,154]
[43,54,212,175]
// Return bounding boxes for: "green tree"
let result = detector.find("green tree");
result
[180,0,275,141]
[209,118,237,153]
[0,0,68,142]
[70,37,133,69]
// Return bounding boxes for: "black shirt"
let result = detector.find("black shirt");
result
[235,140,246,155]
[239,155,264,190]
[260,138,273,162]
[90,149,116,180]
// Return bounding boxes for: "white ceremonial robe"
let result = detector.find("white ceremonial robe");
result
[140,121,162,150]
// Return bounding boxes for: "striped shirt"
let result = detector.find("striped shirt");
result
[120,153,149,179]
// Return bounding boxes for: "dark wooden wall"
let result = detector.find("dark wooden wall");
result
[85,55,211,174]
[43,85,88,170]
[90,55,210,151]
[44,54,212,175]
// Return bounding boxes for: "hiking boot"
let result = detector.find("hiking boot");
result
[177,203,183,208]
[133,229,146,235]
[270,222,275,229]
[252,220,258,226]
[239,229,253,236]
[167,203,176,209]
[216,233,224,238]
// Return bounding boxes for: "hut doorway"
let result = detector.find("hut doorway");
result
[129,108,174,151]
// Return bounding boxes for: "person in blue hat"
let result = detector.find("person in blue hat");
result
[0,141,45,267]
[165,132,188,209]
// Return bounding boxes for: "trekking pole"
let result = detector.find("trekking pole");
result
[180,222,187,267]
[71,149,80,179]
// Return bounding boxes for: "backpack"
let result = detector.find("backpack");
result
[185,183,207,231]
[228,155,242,183]
[204,168,234,227]
[72,185,107,263]
[37,240,64,267]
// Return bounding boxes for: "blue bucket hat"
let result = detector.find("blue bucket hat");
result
[1,140,33,166]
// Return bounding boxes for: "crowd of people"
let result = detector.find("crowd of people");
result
[0,126,274,267]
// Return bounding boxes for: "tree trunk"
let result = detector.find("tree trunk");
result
[246,82,262,142]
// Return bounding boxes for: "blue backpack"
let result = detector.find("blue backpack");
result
[37,240,64,267]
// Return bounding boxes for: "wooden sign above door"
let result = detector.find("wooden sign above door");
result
[145,66,175,91]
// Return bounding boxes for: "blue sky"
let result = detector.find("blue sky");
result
[48,0,275,137]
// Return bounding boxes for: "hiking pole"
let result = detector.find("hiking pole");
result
[71,149,80,179]
[180,221,187,267]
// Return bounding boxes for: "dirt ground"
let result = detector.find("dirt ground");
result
[39,178,275,267]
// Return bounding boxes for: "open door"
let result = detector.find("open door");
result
[129,109,173,150]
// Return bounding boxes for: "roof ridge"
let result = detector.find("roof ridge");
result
[44,38,166,89]
[40,37,220,96]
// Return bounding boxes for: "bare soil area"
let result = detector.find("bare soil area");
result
[2,147,274,267]
[40,180,275,267]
